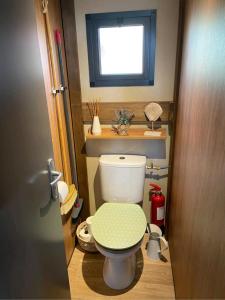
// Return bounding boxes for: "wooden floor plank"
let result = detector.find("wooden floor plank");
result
[68,235,175,299]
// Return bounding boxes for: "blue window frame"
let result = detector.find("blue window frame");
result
[86,10,156,87]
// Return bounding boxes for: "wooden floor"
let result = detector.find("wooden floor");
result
[68,235,175,300]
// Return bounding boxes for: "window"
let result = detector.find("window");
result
[86,10,156,87]
[99,26,144,75]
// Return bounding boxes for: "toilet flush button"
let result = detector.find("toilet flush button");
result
[119,156,126,160]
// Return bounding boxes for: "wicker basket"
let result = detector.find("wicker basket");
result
[76,221,98,252]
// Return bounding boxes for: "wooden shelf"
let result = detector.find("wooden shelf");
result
[86,128,167,140]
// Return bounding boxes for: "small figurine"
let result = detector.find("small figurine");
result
[144,102,163,130]
[112,109,134,135]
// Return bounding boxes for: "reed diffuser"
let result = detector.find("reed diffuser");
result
[87,99,101,135]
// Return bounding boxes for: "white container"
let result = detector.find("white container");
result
[146,224,168,260]
[92,116,102,135]
[147,234,168,260]
[99,155,146,204]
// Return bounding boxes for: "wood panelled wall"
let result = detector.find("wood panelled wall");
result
[169,0,225,298]
[60,0,90,219]
[82,101,174,125]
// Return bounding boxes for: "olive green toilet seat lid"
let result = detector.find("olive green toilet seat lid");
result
[92,203,147,250]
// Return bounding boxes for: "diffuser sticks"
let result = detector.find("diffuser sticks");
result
[87,99,100,118]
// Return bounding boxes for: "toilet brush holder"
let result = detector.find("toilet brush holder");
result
[146,223,168,261]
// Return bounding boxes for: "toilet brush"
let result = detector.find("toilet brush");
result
[147,223,152,235]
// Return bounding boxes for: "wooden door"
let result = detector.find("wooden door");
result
[35,0,77,263]
[0,0,70,298]
[169,0,225,298]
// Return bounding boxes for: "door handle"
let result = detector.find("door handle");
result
[48,159,62,200]
[50,171,62,186]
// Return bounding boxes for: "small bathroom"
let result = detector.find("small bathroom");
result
[1,0,225,299]
[70,0,176,296]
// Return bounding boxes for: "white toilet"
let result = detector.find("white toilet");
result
[91,155,147,290]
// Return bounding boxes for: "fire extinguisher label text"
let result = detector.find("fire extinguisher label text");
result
[157,206,165,220]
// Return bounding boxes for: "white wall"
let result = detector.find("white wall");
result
[74,0,179,220]
[75,0,179,102]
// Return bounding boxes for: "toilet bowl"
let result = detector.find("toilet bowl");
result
[92,202,146,289]
[92,155,147,289]
[95,240,142,290]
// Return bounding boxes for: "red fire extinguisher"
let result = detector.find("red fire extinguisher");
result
[150,183,165,228]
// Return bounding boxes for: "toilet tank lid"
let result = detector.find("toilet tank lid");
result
[99,155,146,167]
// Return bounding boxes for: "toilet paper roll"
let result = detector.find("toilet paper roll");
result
[79,227,92,242]
[57,181,69,203]
[86,216,94,236]
[150,224,162,236]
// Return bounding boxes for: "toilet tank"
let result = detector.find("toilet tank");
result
[99,155,146,203]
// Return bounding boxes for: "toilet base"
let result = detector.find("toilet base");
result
[95,240,142,290]
[103,253,136,289]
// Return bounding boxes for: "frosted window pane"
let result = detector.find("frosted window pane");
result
[99,26,144,75]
